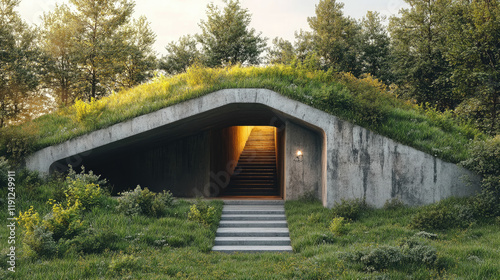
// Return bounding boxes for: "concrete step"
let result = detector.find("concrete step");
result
[223,191,280,196]
[219,220,288,228]
[222,209,285,215]
[223,200,284,205]
[214,237,291,246]
[212,245,292,253]
[215,227,290,237]
[220,214,286,221]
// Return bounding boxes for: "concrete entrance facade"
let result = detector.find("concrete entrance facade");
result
[26,89,480,208]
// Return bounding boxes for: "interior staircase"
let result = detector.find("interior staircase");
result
[222,127,279,197]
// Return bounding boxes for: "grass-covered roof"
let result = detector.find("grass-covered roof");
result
[0,65,487,164]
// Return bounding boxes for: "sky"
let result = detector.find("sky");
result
[16,0,410,56]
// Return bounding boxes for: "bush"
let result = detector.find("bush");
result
[360,246,403,272]
[331,198,367,221]
[64,168,108,209]
[410,199,475,230]
[343,238,438,272]
[18,199,85,249]
[461,136,500,217]
[469,175,500,218]
[383,198,406,210]
[462,136,500,177]
[0,123,39,166]
[61,227,118,255]
[329,217,349,236]
[66,165,107,185]
[22,226,58,258]
[44,199,84,241]
[116,185,174,217]
[187,199,217,227]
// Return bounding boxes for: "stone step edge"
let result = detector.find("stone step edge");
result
[212,245,293,253]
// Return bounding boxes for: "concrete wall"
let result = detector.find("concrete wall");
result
[284,121,323,200]
[26,88,481,208]
[325,118,481,208]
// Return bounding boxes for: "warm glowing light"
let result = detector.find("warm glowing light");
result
[297,150,302,156]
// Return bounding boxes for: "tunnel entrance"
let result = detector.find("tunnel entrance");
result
[51,124,283,199]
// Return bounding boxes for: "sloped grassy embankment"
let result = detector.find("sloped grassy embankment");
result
[0,64,487,164]
[0,172,499,279]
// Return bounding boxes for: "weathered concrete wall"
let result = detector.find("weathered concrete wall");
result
[326,119,480,207]
[26,88,481,208]
[284,121,323,200]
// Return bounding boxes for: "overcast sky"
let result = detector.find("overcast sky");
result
[17,0,409,56]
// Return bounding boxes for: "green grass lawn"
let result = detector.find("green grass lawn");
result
[2,193,499,279]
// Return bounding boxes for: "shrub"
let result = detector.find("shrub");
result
[64,177,107,209]
[61,227,118,255]
[399,238,438,266]
[17,206,57,258]
[410,199,475,230]
[461,136,500,217]
[360,246,403,272]
[469,175,500,218]
[343,238,438,272]
[332,198,367,221]
[187,199,217,227]
[329,217,349,236]
[383,198,406,210]
[116,185,174,217]
[0,123,39,166]
[22,226,58,258]
[66,165,107,186]
[44,199,84,241]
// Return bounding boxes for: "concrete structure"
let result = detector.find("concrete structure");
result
[26,88,481,208]
[213,200,293,253]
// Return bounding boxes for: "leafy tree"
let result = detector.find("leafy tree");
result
[160,35,201,75]
[0,0,42,127]
[293,30,315,62]
[307,0,360,73]
[68,0,135,99]
[41,0,156,102]
[196,0,267,67]
[40,4,80,105]
[446,0,500,134]
[267,37,295,65]
[389,0,456,110]
[358,11,393,83]
[114,16,157,88]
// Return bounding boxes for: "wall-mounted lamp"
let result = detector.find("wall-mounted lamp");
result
[294,150,303,162]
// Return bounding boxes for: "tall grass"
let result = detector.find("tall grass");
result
[1,64,487,163]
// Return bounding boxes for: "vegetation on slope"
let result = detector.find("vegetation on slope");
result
[0,65,487,165]
[1,170,499,279]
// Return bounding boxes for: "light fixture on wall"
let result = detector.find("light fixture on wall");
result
[294,150,303,162]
